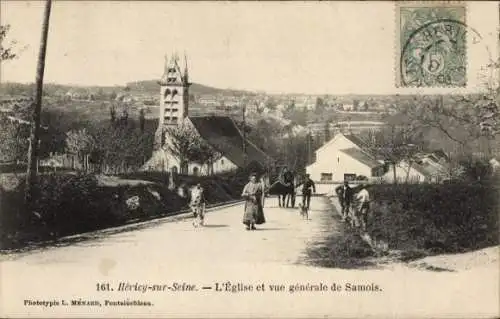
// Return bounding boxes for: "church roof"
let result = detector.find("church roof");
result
[188,115,273,168]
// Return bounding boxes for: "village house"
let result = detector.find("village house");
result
[306,132,385,183]
[382,151,454,184]
[382,160,433,183]
[490,157,500,171]
[142,53,273,176]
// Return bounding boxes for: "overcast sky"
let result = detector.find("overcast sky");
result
[1,1,498,95]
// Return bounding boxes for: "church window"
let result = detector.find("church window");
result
[172,89,178,96]
[193,167,199,176]
[171,166,178,174]
[221,159,224,165]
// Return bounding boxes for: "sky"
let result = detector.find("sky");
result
[1,1,499,95]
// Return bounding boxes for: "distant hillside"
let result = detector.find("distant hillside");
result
[125,80,256,96]
[0,81,256,98]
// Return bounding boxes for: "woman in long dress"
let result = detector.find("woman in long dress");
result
[241,173,266,230]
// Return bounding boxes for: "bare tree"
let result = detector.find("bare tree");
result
[163,122,224,175]
[400,59,500,159]
[0,24,26,61]
[190,138,223,175]
[361,125,424,184]
[139,108,145,133]
[163,123,196,174]
[65,128,95,170]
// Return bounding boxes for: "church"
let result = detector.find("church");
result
[142,53,273,176]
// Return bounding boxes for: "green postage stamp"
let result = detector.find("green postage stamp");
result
[396,1,467,88]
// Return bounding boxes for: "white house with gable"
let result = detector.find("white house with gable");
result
[306,132,385,182]
[382,160,430,183]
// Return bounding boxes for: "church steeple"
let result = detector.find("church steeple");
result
[156,51,191,142]
[183,52,189,84]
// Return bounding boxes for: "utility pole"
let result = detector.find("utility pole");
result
[242,105,247,168]
[25,0,52,210]
[307,130,312,165]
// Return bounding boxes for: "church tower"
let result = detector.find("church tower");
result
[157,53,190,129]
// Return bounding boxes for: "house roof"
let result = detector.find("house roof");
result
[343,134,371,148]
[188,115,273,168]
[316,132,369,154]
[411,162,432,177]
[339,148,383,169]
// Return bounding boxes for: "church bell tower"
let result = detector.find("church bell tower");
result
[155,53,191,147]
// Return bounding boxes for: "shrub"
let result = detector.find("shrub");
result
[0,170,249,251]
[366,179,499,254]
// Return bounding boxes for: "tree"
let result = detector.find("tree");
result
[109,104,116,124]
[65,128,95,170]
[323,121,331,144]
[361,125,424,183]
[265,98,277,111]
[163,122,219,175]
[399,59,500,159]
[89,122,153,173]
[315,97,325,113]
[1,24,21,61]
[352,99,360,111]
[0,119,29,163]
[120,106,129,126]
[109,91,117,100]
[189,138,223,174]
[139,108,145,133]
[361,101,369,111]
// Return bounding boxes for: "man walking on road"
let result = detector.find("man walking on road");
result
[335,181,353,221]
[355,184,370,232]
[301,174,316,210]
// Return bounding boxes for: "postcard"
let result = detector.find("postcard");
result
[0,1,499,318]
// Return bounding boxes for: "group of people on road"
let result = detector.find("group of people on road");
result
[241,168,316,231]
[187,166,370,232]
[335,181,370,232]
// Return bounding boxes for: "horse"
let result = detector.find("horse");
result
[268,180,296,208]
[278,183,295,208]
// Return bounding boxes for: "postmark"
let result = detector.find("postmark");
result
[396,2,468,87]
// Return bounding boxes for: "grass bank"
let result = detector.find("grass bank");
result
[0,170,249,251]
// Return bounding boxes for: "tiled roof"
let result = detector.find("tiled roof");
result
[339,147,383,168]
[188,116,273,168]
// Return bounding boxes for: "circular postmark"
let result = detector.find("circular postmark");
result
[400,19,478,87]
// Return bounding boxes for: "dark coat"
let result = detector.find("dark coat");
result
[335,185,353,204]
[302,179,316,195]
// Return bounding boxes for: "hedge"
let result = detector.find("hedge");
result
[0,171,249,251]
[365,180,499,254]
